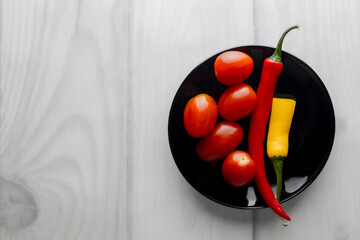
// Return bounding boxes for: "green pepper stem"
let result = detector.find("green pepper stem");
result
[270,156,286,201]
[268,25,299,63]
[271,156,289,226]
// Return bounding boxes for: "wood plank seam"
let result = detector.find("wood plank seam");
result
[126,0,134,239]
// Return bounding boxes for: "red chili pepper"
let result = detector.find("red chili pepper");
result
[248,25,299,222]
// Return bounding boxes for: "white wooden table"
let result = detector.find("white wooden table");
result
[1,0,359,239]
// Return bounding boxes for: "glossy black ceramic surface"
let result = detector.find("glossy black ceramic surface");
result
[168,46,335,209]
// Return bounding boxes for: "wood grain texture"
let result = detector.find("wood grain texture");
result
[2,0,359,239]
[253,0,360,239]
[129,1,255,239]
[0,0,129,239]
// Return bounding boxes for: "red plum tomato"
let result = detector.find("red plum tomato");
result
[196,121,243,162]
[218,83,257,121]
[214,51,254,86]
[221,150,256,187]
[183,93,218,138]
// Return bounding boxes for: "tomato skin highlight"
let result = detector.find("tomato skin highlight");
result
[183,93,218,138]
[218,83,257,121]
[221,150,256,187]
[196,121,243,162]
[214,51,254,86]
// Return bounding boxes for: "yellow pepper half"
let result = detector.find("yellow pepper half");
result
[267,97,296,202]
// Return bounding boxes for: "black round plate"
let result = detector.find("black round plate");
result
[168,46,335,209]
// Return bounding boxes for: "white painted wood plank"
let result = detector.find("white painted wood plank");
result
[0,0,129,239]
[130,1,255,239]
[253,0,360,238]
